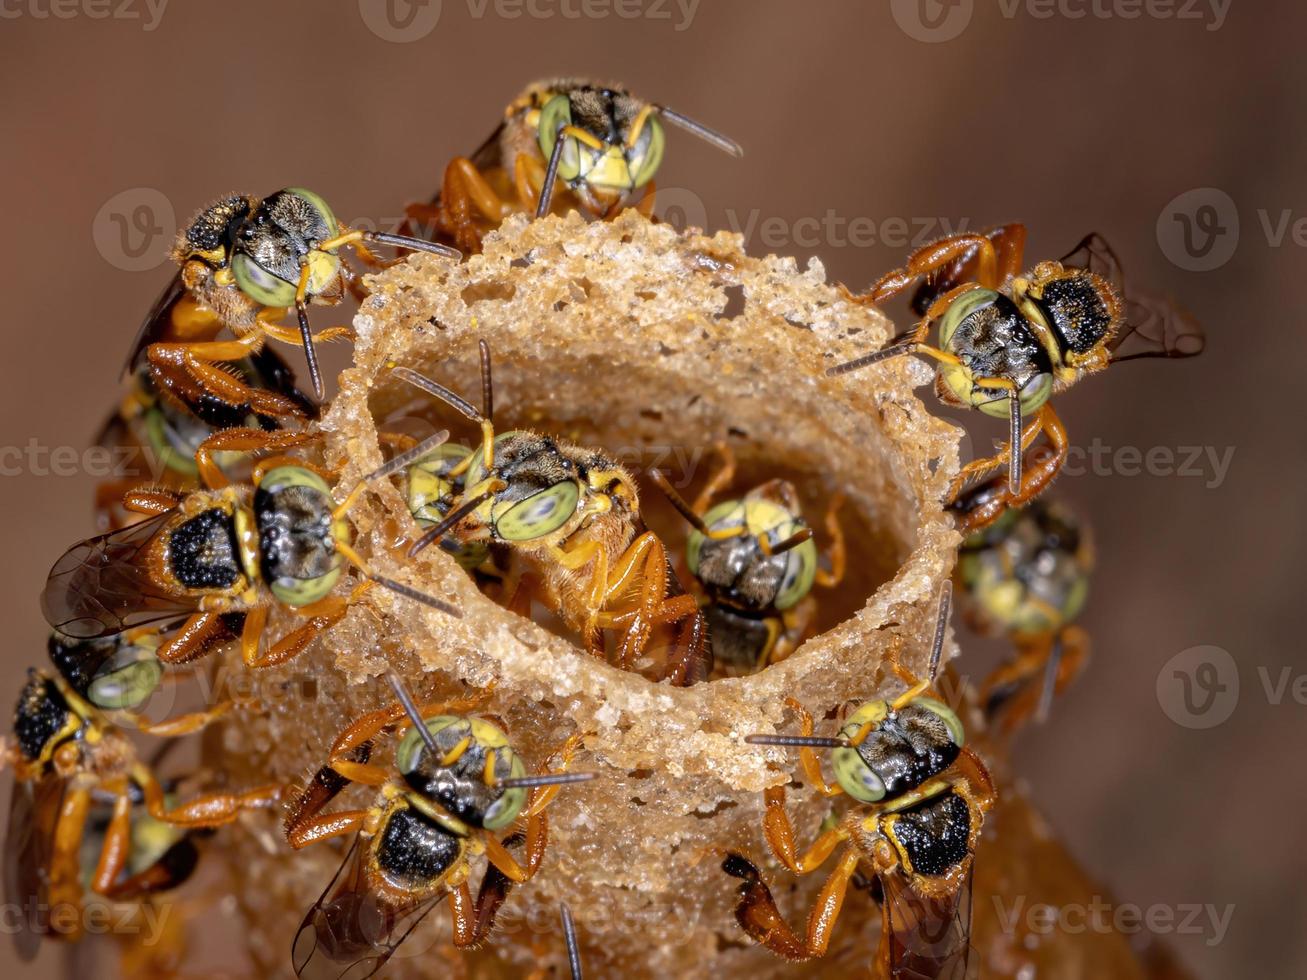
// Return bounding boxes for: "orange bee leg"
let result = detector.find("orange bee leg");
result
[813,491,846,589]
[950,404,1069,534]
[135,764,280,829]
[982,625,1090,740]
[89,786,133,896]
[869,230,1011,304]
[146,338,307,420]
[692,440,737,513]
[157,612,235,665]
[722,847,861,961]
[762,785,847,875]
[194,426,320,490]
[285,808,369,850]
[121,486,186,516]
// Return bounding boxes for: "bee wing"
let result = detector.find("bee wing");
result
[40,512,196,640]
[876,866,974,980]
[1058,233,1205,363]
[123,271,187,377]
[292,836,444,980]
[4,775,68,959]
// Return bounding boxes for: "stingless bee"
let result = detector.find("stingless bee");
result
[725,584,995,977]
[40,425,459,670]
[286,675,593,979]
[828,227,1205,531]
[651,443,845,675]
[3,669,278,957]
[393,343,712,686]
[952,480,1093,740]
[130,188,458,412]
[404,78,742,253]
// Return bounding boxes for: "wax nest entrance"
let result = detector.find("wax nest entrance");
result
[213,210,964,978]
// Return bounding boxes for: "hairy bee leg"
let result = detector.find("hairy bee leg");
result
[259,318,355,347]
[780,697,845,797]
[692,441,737,514]
[951,405,1068,534]
[483,817,546,884]
[984,626,1090,739]
[122,700,233,738]
[946,400,1046,501]
[45,786,92,940]
[157,612,233,665]
[513,154,546,214]
[194,427,319,490]
[135,765,280,829]
[122,486,187,515]
[762,786,847,874]
[147,339,305,419]
[89,788,133,895]
[723,848,861,961]
[869,232,1006,303]
[814,492,846,589]
[249,592,354,670]
[440,157,513,253]
[285,808,369,849]
[326,688,496,766]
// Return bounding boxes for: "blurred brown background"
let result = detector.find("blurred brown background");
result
[0,1,1301,977]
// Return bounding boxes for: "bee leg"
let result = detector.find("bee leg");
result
[122,486,187,515]
[813,492,846,589]
[692,441,736,513]
[135,764,280,829]
[951,404,1068,534]
[285,808,369,849]
[983,626,1090,739]
[440,156,515,253]
[722,847,861,961]
[118,701,233,738]
[44,785,92,940]
[89,785,133,896]
[946,392,1045,501]
[157,612,234,665]
[781,697,846,797]
[250,592,356,670]
[146,339,307,420]
[194,427,319,490]
[259,316,355,348]
[868,231,1008,303]
[762,785,848,874]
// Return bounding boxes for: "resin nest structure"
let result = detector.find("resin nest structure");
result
[213,210,970,978]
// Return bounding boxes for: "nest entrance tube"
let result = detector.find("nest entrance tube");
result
[222,211,964,978]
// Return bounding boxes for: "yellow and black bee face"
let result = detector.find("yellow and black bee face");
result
[407,444,493,570]
[229,188,343,309]
[534,84,666,209]
[687,486,817,614]
[936,289,1056,418]
[396,715,528,832]
[463,432,588,544]
[957,499,1092,639]
[830,697,965,804]
[47,631,164,712]
[252,465,346,607]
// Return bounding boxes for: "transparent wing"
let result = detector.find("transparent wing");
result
[40,513,196,639]
[4,775,67,960]
[876,866,974,980]
[1058,232,1205,362]
[292,836,443,980]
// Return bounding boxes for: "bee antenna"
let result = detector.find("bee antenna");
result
[369,574,461,618]
[1035,634,1064,725]
[392,367,486,425]
[537,121,569,219]
[744,733,850,749]
[561,903,583,980]
[827,342,914,377]
[649,470,711,535]
[496,772,598,790]
[655,106,744,158]
[353,430,451,487]
[387,672,441,756]
[406,489,496,558]
[295,303,324,401]
[362,230,461,261]
[769,527,814,556]
[478,339,494,422]
[928,580,953,683]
